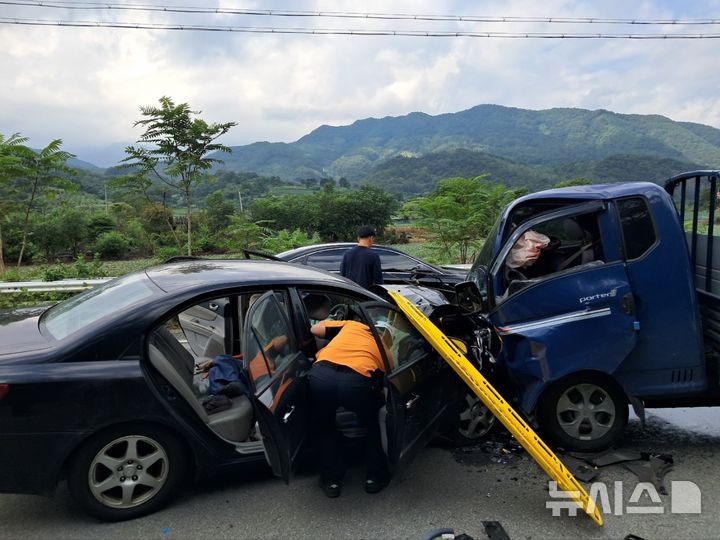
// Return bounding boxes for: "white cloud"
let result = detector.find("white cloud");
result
[1,0,719,166]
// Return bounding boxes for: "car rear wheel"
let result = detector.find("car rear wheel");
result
[452,390,497,446]
[538,375,628,452]
[68,424,188,521]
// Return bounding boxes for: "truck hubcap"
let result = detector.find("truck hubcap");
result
[555,383,615,441]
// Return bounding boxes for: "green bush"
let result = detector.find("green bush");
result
[0,268,22,282]
[73,254,108,278]
[41,265,68,282]
[94,232,131,259]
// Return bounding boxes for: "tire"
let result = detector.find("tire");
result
[538,374,628,452]
[67,424,188,521]
[452,390,497,446]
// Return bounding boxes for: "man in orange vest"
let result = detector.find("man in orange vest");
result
[308,316,390,498]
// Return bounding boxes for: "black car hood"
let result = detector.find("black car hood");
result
[0,309,52,357]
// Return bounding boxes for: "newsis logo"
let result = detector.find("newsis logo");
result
[579,288,617,304]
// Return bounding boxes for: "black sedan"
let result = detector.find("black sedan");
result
[0,260,477,521]
[275,243,467,291]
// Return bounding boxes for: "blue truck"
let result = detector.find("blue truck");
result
[457,170,720,452]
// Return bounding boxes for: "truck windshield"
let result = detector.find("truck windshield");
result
[468,217,502,293]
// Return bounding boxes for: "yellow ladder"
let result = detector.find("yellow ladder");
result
[389,290,603,526]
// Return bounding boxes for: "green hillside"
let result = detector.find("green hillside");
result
[215,105,720,185]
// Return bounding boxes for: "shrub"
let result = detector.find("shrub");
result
[94,232,131,259]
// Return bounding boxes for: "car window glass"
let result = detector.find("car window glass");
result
[617,197,656,260]
[305,249,346,271]
[41,272,155,340]
[361,305,431,372]
[244,291,297,390]
[377,249,425,271]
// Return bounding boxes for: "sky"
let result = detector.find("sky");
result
[1,0,719,167]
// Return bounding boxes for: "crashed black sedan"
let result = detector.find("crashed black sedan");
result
[0,260,493,521]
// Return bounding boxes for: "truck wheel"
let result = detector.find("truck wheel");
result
[538,375,627,452]
[452,390,497,446]
[67,424,188,521]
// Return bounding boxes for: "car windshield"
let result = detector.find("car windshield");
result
[40,273,156,340]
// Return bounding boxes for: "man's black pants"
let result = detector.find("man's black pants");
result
[308,361,388,484]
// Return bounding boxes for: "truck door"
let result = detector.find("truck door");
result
[243,290,309,482]
[358,302,455,469]
[487,202,638,415]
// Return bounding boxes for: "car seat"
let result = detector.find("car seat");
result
[557,219,595,271]
[148,326,253,442]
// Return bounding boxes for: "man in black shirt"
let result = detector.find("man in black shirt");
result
[340,225,383,289]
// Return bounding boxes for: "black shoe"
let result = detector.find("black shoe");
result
[364,477,390,494]
[319,478,341,498]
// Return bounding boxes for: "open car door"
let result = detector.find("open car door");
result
[357,302,456,470]
[243,290,310,482]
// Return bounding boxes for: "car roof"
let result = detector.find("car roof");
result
[276,243,357,259]
[144,259,356,293]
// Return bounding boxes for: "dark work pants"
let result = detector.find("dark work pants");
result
[308,361,389,484]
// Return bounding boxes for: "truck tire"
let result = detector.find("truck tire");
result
[67,424,188,521]
[538,374,628,452]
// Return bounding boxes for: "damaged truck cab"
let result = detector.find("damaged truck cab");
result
[465,171,719,452]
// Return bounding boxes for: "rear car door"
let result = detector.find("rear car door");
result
[358,302,455,468]
[242,290,310,482]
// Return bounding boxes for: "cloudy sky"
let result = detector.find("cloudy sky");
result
[1,0,719,166]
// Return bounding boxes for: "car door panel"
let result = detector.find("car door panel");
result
[243,291,309,482]
[358,302,454,468]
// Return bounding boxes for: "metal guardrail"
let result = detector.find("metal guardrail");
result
[0,278,111,293]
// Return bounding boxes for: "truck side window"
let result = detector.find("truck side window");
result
[617,197,656,260]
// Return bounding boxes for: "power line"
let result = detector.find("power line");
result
[2,18,720,38]
[1,0,720,26]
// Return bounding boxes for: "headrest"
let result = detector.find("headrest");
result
[303,293,331,320]
[563,219,587,241]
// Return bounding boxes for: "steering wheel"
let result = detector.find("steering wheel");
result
[328,304,349,320]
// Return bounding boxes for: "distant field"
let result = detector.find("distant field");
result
[1,240,478,282]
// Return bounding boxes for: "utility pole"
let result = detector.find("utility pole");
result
[238,190,243,213]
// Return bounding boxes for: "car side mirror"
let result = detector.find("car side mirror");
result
[454,281,485,314]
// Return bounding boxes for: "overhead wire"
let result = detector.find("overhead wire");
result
[2,0,719,38]
[1,0,719,26]
[1,17,720,38]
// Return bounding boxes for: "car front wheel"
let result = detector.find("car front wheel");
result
[452,390,497,445]
[538,375,628,452]
[67,424,188,521]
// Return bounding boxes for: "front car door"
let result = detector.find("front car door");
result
[242,290,310,482]
[358,302,456,468]
[487,202,638,414]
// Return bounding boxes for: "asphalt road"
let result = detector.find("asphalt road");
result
[1,408,719,540]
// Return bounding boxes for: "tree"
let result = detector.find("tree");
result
[14,139,76,267]
[403,176,526,263]
[0,133,30,272]
[120,96,237,255]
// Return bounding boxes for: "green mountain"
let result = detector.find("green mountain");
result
[216,105,720,188]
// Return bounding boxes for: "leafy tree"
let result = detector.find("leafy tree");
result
[554,178,593,188]
[249,185,398,242]
[403,176,526,263]
[13,139,76,267]
[203,191,236,234]
[261,229,320,254]
[0,133,31,272]
[119,96,237,256]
